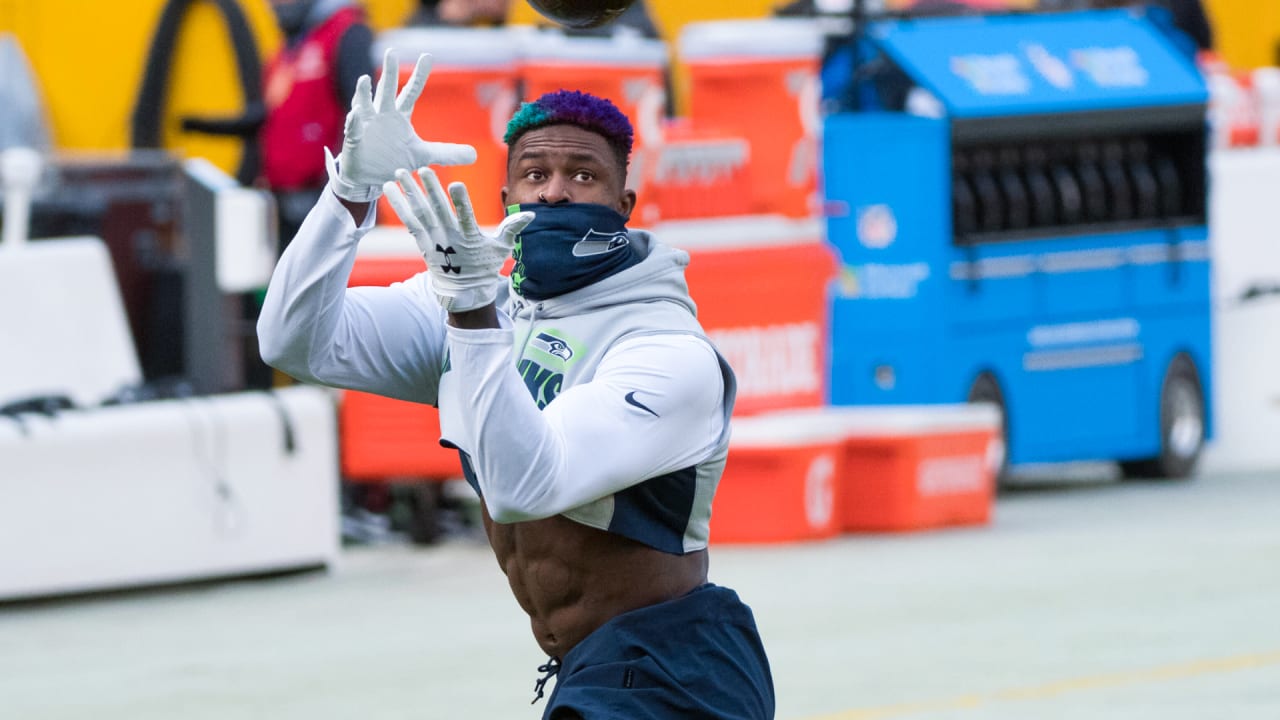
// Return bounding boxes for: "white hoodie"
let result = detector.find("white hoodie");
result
[258,190,736,554]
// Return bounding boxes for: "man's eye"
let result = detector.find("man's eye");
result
[574,171,594,182]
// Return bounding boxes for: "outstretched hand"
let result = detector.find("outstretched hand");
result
[325,49,477,203]
[383,167,536,314]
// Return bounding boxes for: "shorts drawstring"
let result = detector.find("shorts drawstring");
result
[531,656,561,705]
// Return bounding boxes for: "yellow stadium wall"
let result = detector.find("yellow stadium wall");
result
[363,0,415,30]
[0,0,283,176]
[1203,0,1280,69]
[0,0,469,173]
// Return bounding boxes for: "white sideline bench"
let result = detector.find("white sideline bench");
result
[0,235,339,601]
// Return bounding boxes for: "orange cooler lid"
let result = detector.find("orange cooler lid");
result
[759,404,1002,439]
[730,412,850,448]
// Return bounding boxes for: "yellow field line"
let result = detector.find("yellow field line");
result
[801,651,1280,720]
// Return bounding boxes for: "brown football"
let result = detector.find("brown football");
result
[525,0,637,29]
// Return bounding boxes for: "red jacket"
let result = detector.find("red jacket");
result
[260,5,362,190]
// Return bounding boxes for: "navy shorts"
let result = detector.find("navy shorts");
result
[542,583,774,720]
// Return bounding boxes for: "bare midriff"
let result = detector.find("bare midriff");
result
[481,503,709,659]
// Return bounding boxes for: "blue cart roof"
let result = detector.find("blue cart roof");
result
[867,9,1207,118]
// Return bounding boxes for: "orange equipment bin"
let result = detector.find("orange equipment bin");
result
[637,118,752,225]
[796,405,1002,533]
[341,254,461,482]
[711,414,844,544]
[679,19,824,218]
[671,219,836,417]
[373,28,520,228]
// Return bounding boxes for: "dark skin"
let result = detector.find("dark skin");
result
[339,124,708,658]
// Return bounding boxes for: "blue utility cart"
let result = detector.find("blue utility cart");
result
[823,9,1211,478]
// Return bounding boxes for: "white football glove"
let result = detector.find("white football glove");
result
[324,49,477,203]
[383,167,535,313]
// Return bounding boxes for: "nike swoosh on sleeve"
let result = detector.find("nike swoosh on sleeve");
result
[624,391,659,418]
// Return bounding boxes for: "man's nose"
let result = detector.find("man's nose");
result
[539,177,572,204]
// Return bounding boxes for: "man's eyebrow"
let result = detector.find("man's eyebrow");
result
[512,148,606,164]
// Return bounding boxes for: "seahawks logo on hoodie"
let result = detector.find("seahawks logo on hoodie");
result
[572,229,630,257]
[520,331,582,410]
[531,332,573,361]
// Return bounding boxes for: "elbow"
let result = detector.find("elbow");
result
[256,316,288,369]
[256,316,310,380]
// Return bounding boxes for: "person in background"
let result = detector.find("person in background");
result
[183,0,374,246]
[256,48,775,718]
[259,0,373,242]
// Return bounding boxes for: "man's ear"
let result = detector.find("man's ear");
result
[619,189,637,221]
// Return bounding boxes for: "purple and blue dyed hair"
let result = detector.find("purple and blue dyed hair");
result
[503,90,634,171]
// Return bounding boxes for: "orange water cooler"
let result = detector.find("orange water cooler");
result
[712,413,845,544]
[711,404,1000,544]
[373,28,520,227]
[679,19,825,219]
[772,405,1002,534]
[639,118,752,224]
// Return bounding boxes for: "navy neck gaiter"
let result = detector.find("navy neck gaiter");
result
[509,203,643,301]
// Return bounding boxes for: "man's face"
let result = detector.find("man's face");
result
[502,124,636,219]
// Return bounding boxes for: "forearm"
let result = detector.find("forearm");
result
[337,196,372,225]
[447,305,499,329]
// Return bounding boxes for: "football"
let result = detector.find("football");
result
[525,0,637,29]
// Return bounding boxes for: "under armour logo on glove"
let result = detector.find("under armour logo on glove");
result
[435,244,461,274]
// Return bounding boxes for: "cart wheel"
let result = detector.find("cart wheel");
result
[1121,354,1204,480]
[967,372,1010,485]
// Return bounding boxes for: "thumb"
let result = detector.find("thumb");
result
[496,211,535,248]
[324,146,340,177]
